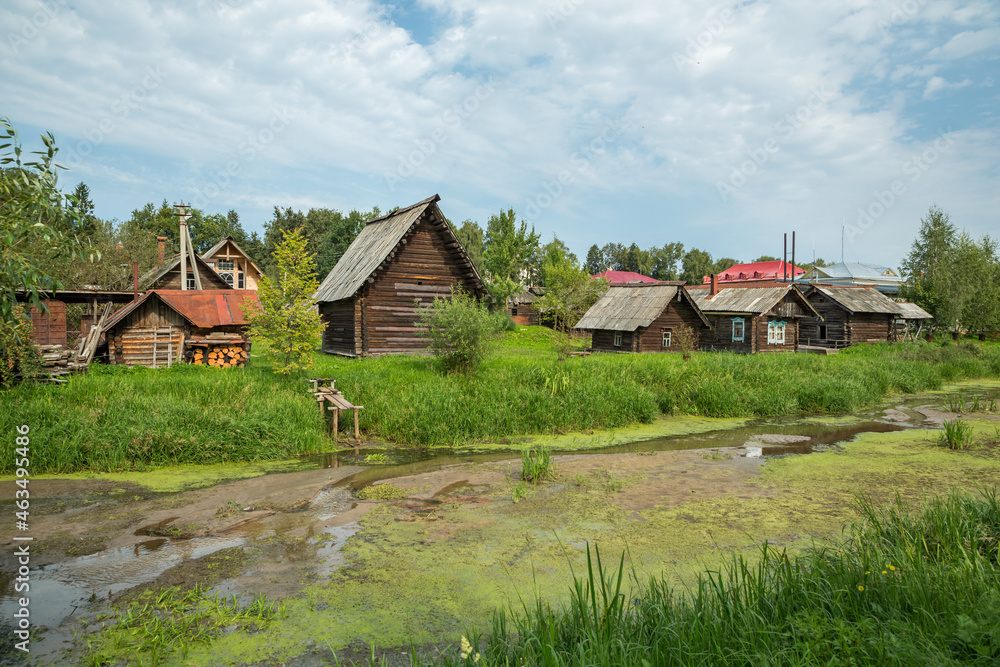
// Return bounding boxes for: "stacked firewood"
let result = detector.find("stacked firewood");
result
[191,342,250,368]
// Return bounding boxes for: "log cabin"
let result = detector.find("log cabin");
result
[508,287,543,326]
[102,289,258,368]
[139,253,232,290]
[798,285,903,348]
[687,280,820,353]
[574,282,710,353]
[314,195,487,357]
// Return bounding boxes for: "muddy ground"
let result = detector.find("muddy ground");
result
[2,387,1000,666]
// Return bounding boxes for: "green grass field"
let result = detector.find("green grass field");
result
[2,328,998,474]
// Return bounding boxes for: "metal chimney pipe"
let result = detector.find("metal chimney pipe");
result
[133,261,138,300]
[791,231,796,284]
[783,233,788,282]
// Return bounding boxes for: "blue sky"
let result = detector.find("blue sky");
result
[2,0,997,268]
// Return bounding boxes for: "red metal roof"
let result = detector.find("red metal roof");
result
[592,270,658,284]
[104,290,259,331]
[702,261,804,284]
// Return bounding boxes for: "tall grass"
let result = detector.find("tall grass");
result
[0,362,326,473]
[415,489,1000,666]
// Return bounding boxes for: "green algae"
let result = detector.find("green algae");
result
[25,458,311,493]
[458,414,750,453]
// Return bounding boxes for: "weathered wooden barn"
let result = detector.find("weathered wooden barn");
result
[139,254,232,290]
[102,290,258,367]
[314,195,487,357]
[574,283,709,353]
[798,285,902,348]
[508,287,543,326]
[687,281,820,353]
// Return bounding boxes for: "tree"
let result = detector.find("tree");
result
[536,247,609,332]
[483,208,539,303]
[711,257,740,275]
[584,244,603,275]
[753,255,779,262]
[68,182,99,239]
[650,242,684,281]
[533,235,577,286]
[1,117,91,384]
[599,242,627,271]
[454,220,484,274]
[900,206,959,330]
[952,233,1000,335]
[681,248,714,285]
[417,289,504,373]
[247,227,324,374]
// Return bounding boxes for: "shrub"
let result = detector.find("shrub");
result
[417,289,505,373]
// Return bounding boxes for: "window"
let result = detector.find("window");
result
[731,318,745,342]
[661,329,672,347]
[614,333,622,347]
[511,308,518,316]
[818,324,827,340]
[186,276,196,290]
[767,321,786,345]
[221,272,235,287]
[217,259,235,272]
[237,272,244,289]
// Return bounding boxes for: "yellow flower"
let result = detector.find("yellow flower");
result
[460,636,473,660]
[889,565,896,571]
[882,570,887,575]
[865,571,870,575]
[858,585,865,591]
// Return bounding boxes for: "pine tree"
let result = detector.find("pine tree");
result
[247,227,324,374]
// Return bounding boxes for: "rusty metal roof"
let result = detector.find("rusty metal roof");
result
[807,285,903,315]
[688,284,820,317]
[574,283,708,331]
[896,302,933,319]
[103,290,260,331]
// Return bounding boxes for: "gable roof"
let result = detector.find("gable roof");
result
[688,285,820,318]
[104,290,259,331]
[896,302,933,319]
[806,285,902,315]
[314,195,485,303]
[591,270,658,284]
[139,253,231,290]
[575,283,709,332]
[800,262,899,281]
[703,260,804,284]
[202,236,264,276]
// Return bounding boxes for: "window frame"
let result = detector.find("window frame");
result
[767,320,786,345]
[731,318,745,342]
[613,332,622,347]
[661,328,672,348]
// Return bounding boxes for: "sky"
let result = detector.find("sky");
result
[2,0,998,269]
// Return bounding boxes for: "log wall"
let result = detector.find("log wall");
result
[107,301,189,367]
[800,294,848,343]
[849,313,892,344]
[701,315,755,353]
[754,317,798,353]
[151,266,231,290]
[508,304,540,326]
[592,329,635,352]
[636,298,707,352]
[320,299,357,356]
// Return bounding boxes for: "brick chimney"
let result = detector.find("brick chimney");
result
[709,273,719,297]
[157,236,167,265]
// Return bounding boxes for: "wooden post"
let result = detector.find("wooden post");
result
[167,326,173,368]
[153,329,158,369]
[332,407,339,442]
[353,408,359,439]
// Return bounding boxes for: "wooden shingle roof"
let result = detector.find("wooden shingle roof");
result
[575,283,708,331]
[313,195,485,303]
[896,302,932,319]
[807,286,903,315]
[688,285,820,318]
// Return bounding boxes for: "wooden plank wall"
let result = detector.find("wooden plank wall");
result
[320,299,357,355]
[800,295,848,343]
[849,313,892,344]
[508,304,540,326]
[362,217,475,355]
[30,300,67,346]
[592,329,635,352]
[636,299,706,352]
[151,266,231,290]
[755,317,798,353]
[108,301,189,367]
[701,315,754,353]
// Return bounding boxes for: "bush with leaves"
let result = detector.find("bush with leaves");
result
[417,289,504,373]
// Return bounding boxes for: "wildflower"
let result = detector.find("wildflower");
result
[460,636,480,662]
[865,571,870,575]
[882,570,887,575]
[858,585,864,591]
[888,565,895,571]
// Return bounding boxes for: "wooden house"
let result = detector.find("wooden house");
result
[687,281,819,353]
[574,283,709,353]
[102,289,258,368]
[798,285,902,348]
[508,287,543,326]
[202,236,264,290]
[139,253,232,291]
[314,195,487,357]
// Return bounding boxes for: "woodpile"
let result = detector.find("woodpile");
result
[35,344,88,377]
[190,343,249,368]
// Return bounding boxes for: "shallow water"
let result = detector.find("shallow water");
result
[4,382,993,641]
